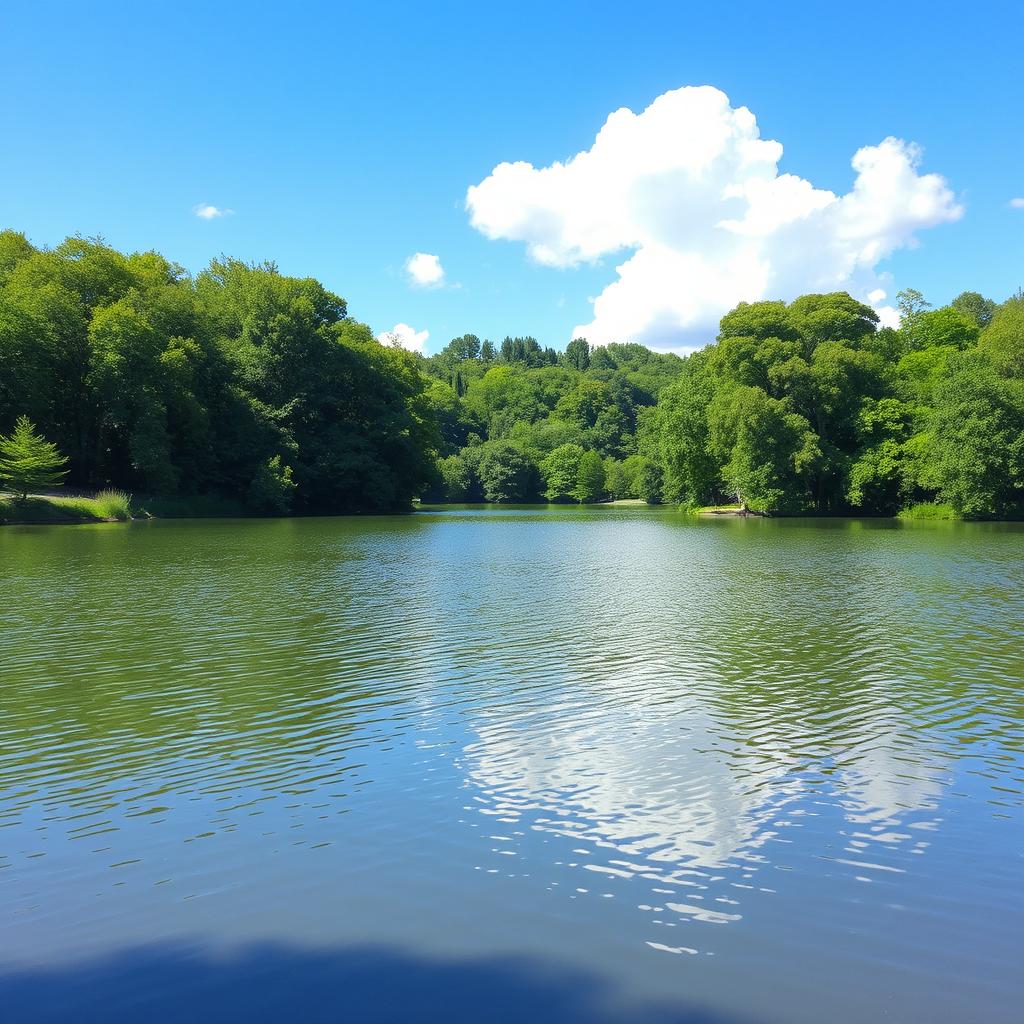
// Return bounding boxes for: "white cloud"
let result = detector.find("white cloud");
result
[867,288,900,329]
[404,252,445,288]
[875,305,901,330]
[464,676,944,876]
[377,322,429,353]
[466,85,962,351]
[193,203,233,220]
[1010,197,1024,209]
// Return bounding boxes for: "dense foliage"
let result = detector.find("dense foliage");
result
[2,228,1021,518]
[418,335,684,503]
[418,290,1024,518]
[643,290,1024,517]
[0,231,437,512]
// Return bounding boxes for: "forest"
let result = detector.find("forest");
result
[2,228,1022,519]
[0,230,436,513]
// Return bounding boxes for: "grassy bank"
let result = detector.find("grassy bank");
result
[693,502,744,515]
[0,490,133,525]
[0,490,249,525]
[2,492,1016,526]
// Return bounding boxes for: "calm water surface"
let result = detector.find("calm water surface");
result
[1,508,1022,1023]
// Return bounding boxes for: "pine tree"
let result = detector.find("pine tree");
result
[0,416,69,500]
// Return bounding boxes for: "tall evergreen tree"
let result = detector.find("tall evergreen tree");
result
[0,416,69,499]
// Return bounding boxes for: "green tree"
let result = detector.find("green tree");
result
[476,441,537,502]
[464,365,541,437]
[440,454,474,501]
[621,453,648,498]
[950,291,996,329]
[197,259,437,511]
[0,416,69,499]
[635,457,663,504]
[846,398,916,514]
[88,297,179,493]
[896,287,931,321]
[564,337,590,371]
[499,336,554,367]
[425,379,477,454]
[603,457,629,499]
[0,229,34,285]
[247,455,296,513]
[421,454,474,503]
[647,357,718,506]
[921,355,1024,517]
[787,292,880,350]
[980,298,1024,377]
[553,379,609,431]
[574,449,606,503]
[444,334,481,361]
[908,308,979,352]
[542,443,585,502]
[708,386,820,512]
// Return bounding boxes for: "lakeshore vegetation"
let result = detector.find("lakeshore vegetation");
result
[2,229,1023,520]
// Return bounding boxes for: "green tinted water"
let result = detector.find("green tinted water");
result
[1,509,1022,1023]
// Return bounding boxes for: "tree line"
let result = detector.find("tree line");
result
[2,228,1021,518]
[417,333,681,504]
[416,289,1024,518]
[0,231,436,512]
[646,289,1024,518]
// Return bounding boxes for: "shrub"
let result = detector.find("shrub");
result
[897,501,960,520]
[248,456,296,514]
[93,489,133,520]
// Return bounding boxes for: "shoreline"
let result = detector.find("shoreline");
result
[1,495,995,527]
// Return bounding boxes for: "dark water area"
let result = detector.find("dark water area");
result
[1,508,1022,1023]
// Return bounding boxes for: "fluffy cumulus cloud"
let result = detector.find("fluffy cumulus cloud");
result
[404,252,445,288]
[466,86,963,350]
[377,322,429,353]
[1011,197,1024,209]
[193,203,232,220]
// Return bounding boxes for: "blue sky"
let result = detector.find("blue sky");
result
[2,1,1022,353]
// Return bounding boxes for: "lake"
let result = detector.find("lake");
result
[1,508,1022,1023]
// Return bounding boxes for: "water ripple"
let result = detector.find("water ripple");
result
[0,512,1022,1023]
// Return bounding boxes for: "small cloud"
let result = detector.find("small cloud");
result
[1010,197,1024,209]
[875,305,901,329]
[405,252,445,288]
[193,203,233,220]
[378,322,429,354]
[866,287,899,328]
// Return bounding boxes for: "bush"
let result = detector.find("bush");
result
[247,456,296,514]
[93,489,133,520]
[897,501,960,520]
